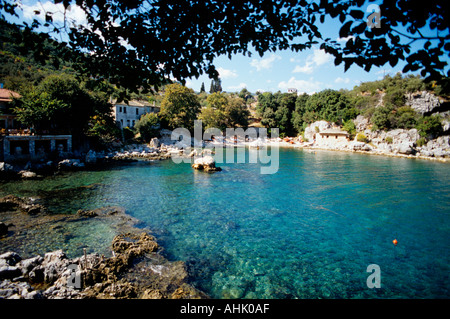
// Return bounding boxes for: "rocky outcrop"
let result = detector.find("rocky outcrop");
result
[304,121,331,142]
[0,195,208,299]
[406,91,443,115]
[304,119,449,160]
[416,136,450,158]
[0,195,47,215]
[0,231,206,299]
[192,156,222,172]
[58,158,85,170]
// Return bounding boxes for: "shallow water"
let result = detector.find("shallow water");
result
[1,148,449,298]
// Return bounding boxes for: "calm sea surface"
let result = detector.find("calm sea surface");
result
[1,148,449,298]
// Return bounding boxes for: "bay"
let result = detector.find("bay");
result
[1,148,449,298]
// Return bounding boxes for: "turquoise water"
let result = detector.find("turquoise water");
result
[1,148,449,298]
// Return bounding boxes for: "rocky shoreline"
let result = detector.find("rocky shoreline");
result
[0,195,208,299]
[297,118,450,163]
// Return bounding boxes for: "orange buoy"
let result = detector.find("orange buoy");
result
[393,239,398,246]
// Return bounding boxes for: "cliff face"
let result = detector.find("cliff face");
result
[405,91,445,115]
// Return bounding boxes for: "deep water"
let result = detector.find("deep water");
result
[1,148,449,298]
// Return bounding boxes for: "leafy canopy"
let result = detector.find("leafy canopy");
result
[159,83,200,132]
[1,0,448,93]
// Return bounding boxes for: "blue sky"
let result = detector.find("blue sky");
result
[10,1,449,94]
[185,47,404,94]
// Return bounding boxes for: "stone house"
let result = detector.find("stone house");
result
[316,128,349,148]
[112,100,160,129]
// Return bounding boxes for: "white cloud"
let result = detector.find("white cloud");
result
[278,77,323,94]
[292,63,314,74]
[227,83,248,91]
[335,77,350,84]
[310,48,332,66]
[217,67,238,79]
[250,54,282,71]
[291,48,332,74]
[337,36,355,43]
[22,1,87,27]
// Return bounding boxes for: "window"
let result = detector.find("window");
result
[119,106,122,112]
[127,120,130,127]
[123,107,127,113]
[136,108,139,115]
[132,120,135,126]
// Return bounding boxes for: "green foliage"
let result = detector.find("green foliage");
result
[199,92,249,131]
[356,74,428,96]
[256,91,297,136]
[385,136,393,144]
[160,83,200,132]
[383,87,406,108]
[342,120,356,139]
[301,89,356,125]
[12,74,113,136]
[431,77,450,98]
[356,132,368,143]
[122,126,135,141]
[2,0,448,92]
[292,93,309,133]
[134,113,160,142]
[416,137,427,147]
[371,105,393,131]
[416,115,443,138]
[209,78,222,93]
[393,106,418,129]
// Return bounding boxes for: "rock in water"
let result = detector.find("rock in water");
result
[192,156,222,172]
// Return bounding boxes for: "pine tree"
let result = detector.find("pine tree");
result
[200,82,205,93]
[209,78,222,93]
[216,78,222,92]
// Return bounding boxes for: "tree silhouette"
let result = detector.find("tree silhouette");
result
[1,0,448,92]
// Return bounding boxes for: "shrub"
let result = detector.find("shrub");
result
[356,132,368,143]
[342,120,356,139]
[135,113,160,142]
[122,126,135,141]
[416,137,427,147]
[385,136,393,144]
[394,106,418,129]
[416,115,443,138]
[371,105,393,131]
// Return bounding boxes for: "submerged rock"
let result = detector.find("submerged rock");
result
[0,195,208,299]
[0,195,47,215]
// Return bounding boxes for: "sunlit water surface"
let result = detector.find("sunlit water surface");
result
[1,148,449,298]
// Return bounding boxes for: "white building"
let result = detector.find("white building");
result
[112,100,160,129]
[316,128,349,148]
